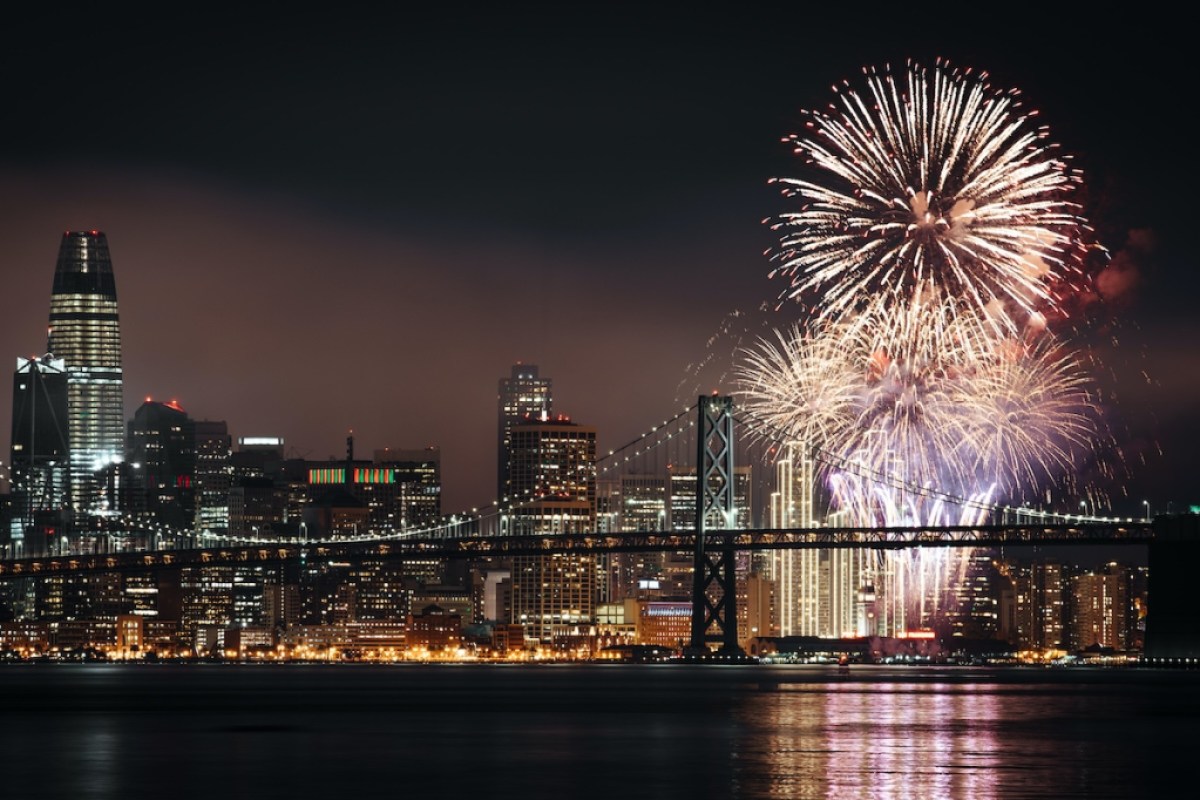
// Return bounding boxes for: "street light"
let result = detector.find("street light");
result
[1143,500,1150,523]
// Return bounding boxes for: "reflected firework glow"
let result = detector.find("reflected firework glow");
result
[733,680,1004,799]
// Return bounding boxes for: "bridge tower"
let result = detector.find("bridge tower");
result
[688,395,745,656]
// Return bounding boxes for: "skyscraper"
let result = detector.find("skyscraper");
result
[8,355,71,555]
[497,363,551,502]
[769,442,820,637]
[194,420,232,533]
[46,231,125,524]
[126,399,196,530]
[506,415,597,643]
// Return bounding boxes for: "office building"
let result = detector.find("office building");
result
[194,421,232,533]
[126,399,196,530]
[999,558,1067,653]
[229,436,288,535]
[46,231,125,524]
[506,415,597,643]
[497,363,551,501]
[1072,563,1134,652]
[605,474,668,601]
[374,447,442,531]
[768,442,818,637]
[8,355,70,556]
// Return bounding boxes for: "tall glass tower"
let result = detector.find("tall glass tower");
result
[46,230,125,522]
[9,355,71,556]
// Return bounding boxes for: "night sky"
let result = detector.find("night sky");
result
[0,7,1192,517]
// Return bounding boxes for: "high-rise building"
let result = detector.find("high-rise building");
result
[374,447,443,531]
[300,444,444,536]
[1071,563,1134,652]
[126,399,196,530]
[194,421,232,533]
[769,442,818,637]
[998,558,1067,653]
[229,436,288,536]
[497,363,551,502]
[46,231,125,525]
[506,415,596,643]
[8,355,70,556]
[605,474,668,602]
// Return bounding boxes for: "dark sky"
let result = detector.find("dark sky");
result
[0,6,1193,517]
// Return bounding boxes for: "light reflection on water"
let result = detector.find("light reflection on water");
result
[1,663,1195,799]
[732,682,1006,798]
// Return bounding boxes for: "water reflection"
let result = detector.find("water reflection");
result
[2,664,1196,799]
[733,683,1005,798]
[731,670,1191,799]
[74,710,117,800]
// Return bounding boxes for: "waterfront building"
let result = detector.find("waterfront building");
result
[506,415,597,643]
[406,604,463,653]
[115,614,143,658]
[999,559,1067,653]
[743,571,775,649]
[410,584,473,623]
[635,599,691,649]
[947,550,1004,639]
[124,572,160,618]
[46,231,125,527]
[1072,562,1135,652]
[768,442,818,637]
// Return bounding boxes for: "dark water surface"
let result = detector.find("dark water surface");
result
[1,663,1196,799]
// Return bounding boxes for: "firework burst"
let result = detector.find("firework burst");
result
[739,59,1110,635]
[736,308,1100,514]
[769,59,1090,338]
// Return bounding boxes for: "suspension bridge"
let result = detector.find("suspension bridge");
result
[0,396,1190,659]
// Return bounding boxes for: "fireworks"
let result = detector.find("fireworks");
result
[769,59,1089,339]
[737,313,1100,514]
[738,60,1109,633]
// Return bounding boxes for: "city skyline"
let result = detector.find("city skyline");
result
[0,7,1193,517]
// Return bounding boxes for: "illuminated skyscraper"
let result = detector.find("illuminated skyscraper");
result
[768,442,819,636]
[497,363,551,502]
[8,355,70,555]
[46,231,125,523]
[194,420,232,533]
[507,416,596,643]
[1072,564,1134,652]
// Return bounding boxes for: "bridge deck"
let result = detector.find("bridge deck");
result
[0,523,1155,577]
